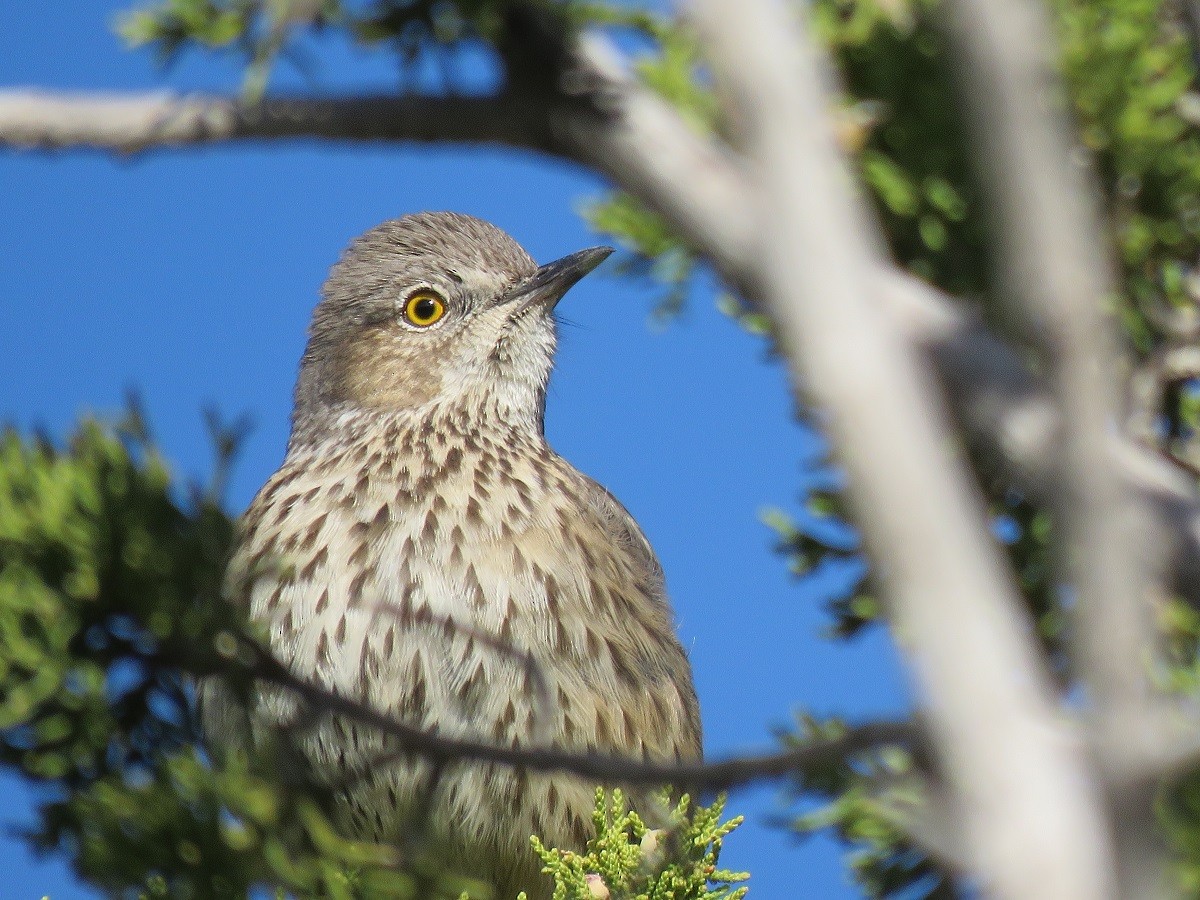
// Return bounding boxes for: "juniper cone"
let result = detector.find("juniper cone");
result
[215,212,703,898]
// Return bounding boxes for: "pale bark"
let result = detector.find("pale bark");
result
[688,0,1115,895]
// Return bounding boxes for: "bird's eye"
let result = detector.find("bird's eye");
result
[403,290,446,328]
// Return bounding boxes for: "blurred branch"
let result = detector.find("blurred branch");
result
[883,277,1200,609]
[569,34,1200,625]
[945,0,1156,727]
[565,38,1200,626]
[687,0,1113,896]
[868,777,974,876]
[1092,708,1200,785]
[0,90,551,152]
[943,0,1169,892]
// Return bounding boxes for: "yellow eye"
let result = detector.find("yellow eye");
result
[403,291,446,327]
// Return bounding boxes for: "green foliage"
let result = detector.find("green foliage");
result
[584,194,698,325]
[118,0,632,99]
[1057,0,1200,352]
[521,789,748,900]
[760,499,877,640]
[781,716,942,898]
[120,0,335,98]
[819,0,989,298]
[1156,589,1200,897]
[119,0,264,56]
[121,0,480,98]
[0,417,432,897]
[0,413,232,790]
[586,0,987,317]
[1161,591,1200,892]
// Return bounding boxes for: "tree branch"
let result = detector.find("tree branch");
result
[245,642,915,794]
[687,0,1114,896]
[553,45,1200,620]
[0,90,551,153]
[942,1,1165,891]
[945,0,1157,732]
[559,42,1200,628]
[884,274,1200,601]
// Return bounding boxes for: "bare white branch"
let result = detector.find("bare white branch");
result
[943,0,1164,891]
[945,0,1156,732]
[886,272,1200,604]
[687,0,1114,896]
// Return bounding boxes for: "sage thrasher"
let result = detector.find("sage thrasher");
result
[209,212,702,898]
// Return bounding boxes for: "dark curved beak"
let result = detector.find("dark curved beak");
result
[502,246,613,317]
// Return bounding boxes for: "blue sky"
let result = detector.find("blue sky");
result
[0,3,908,897]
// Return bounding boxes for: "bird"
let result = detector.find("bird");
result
[210,212,702,899]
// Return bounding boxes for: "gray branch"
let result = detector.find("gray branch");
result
[943,0,1165,891]
[0,90,551,152]
[247,641,915,793]
[945,0,1156,734]
[688,0,1114,896]
[5,85,1196,583]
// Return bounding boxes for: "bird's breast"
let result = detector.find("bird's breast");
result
[240,438,653,733]
[224,428,702,891]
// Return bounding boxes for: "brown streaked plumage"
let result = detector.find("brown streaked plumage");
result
[207,212,702,899]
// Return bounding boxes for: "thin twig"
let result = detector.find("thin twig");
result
[0,91,551,153]
[243,639,915,793]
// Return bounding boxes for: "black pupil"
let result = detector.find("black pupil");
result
[413,297,438,321]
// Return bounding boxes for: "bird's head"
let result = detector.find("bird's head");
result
[292,212,611,442]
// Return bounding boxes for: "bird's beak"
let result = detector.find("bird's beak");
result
[501,246,614,318]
